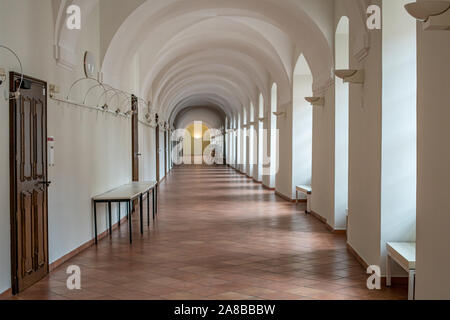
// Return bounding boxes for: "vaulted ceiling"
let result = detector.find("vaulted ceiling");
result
[54,0,367,127]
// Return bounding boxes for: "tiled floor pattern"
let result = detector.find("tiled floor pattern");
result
[9,166,407,300]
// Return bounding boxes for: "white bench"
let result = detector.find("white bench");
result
[296,185,312,214]
[386,242,416,300]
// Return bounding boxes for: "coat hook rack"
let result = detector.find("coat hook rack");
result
[0,44,24,100]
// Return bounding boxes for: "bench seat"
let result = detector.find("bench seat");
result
[295,185,312,214]
[386,242,416,300]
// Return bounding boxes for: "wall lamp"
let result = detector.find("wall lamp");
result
[405,1,450,30]
[49,84,60,98]
[305,97,325,107]
[0,68,6,86]
[335,69,365,84]
[272,111,286,118]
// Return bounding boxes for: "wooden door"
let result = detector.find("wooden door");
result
[155,114,160,182]
[164,128,167,176]
[131,95,139,182]
[10,72,49,294]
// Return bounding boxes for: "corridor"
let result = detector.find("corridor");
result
[11,166,407,300]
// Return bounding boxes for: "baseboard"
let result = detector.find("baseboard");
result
[326,223,347,235]
[50,215,129,272]
[346,242,369,269]
[310,210,327,224]
[275,191,297,203]
[0,288,12,299]
[262,184,275,191]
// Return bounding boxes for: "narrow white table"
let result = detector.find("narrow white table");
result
[296,185,312,214]
[92,181,158,244]
[386,242,416,300]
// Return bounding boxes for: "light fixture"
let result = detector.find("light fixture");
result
[0,68,6,86]
[305,97,325,107]
[49,84,60,98]
[405,1,450,30]
[335,69,365,84]
[258,117,266,122]
[101,103,109,111]
[273,111,286,118]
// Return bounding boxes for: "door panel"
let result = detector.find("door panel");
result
[34,99,45,179]
[34,188,47,269]
[155,114,160,182]
[131,95,139,182]
[20,97,32,181]
[10,73,49,294]
[19,191,33,278]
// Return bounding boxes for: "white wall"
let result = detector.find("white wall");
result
[0,0,150,293]
[415,5,450,299]
[333,18,349,230]
[311,87,335,223]
[380,0,417,273]
[159,129,165,178]
[139,124,157,181]
[292,73,313,200]
[345,0,383,267]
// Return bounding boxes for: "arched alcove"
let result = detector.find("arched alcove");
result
[269,83,278,188]
[292,55,313,201]
[247,102,255,178]
[334,16,350,229]
[256,94,265,182]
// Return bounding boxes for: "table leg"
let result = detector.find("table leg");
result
[386,255,392,287]
[118,203,121,227]
[128,200,132,244]
[155,185,158,214]
[306,194,311,214]
[94,202,98,245]
[147,191,150,227]
[408,269,415,300]
[140,194,144,234]
[152,188,155,220]
[108,202,112,235]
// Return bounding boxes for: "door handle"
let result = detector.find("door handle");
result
[37,181,51,187]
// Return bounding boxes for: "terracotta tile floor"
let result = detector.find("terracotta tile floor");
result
[11,166,407,300]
